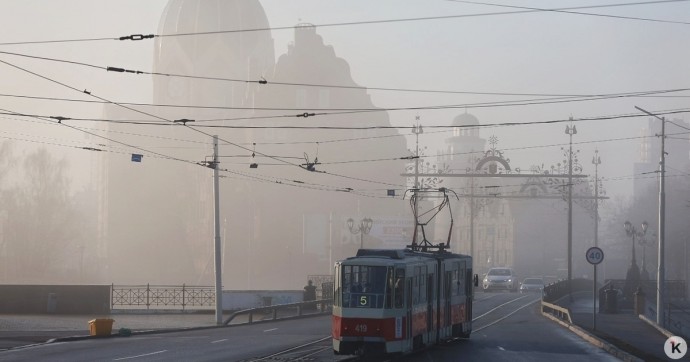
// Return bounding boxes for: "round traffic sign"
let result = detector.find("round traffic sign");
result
[586,247,604,265]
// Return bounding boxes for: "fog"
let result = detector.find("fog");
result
[0,0,688,290]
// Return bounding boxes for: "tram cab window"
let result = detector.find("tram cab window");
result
[341,265,388,308]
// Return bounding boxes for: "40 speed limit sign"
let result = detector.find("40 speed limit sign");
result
[586,247,604,265]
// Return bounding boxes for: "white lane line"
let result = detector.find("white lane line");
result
[263,328,278,332]
[211,339,228,344]
[113,350,167,361]
[498,346,505,351]
[473,295,531,321]
[474,298,540,333]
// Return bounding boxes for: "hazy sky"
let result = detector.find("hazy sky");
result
[1,0,689,200]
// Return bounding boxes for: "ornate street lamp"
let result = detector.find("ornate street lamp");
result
[622,220,647,303]
[347,217,374,250]
[638,232,653,280]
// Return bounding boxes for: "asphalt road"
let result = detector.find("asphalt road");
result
[0,293,619,361]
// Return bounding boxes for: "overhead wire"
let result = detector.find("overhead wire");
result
[1,0,688,47]
[4,107,689,131]
[5,49,690,101]
[0,57,302,170]
[0,57,411,188]
[447,0,690,25]
[2,50,690,116]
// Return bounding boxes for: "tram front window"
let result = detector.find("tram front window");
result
[342,265,390,308]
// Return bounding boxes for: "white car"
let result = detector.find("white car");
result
[519,278,545,293]
[482,267,517,292]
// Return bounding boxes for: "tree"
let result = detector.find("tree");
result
[2,147,78,281]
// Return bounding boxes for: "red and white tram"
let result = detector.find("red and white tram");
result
[332,247,476,356]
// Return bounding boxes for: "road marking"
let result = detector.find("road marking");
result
[211,339,228,344]
[473,295,530,321]
[113,350,167,360]
[263,328,278,332]
[498,346,505,351]
[475,298,540,332]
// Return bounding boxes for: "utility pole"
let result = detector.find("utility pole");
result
[412,120,423,225]
[592,150,601,248]
[470,176,475,263]
[565,122,577,301]
[635,106,666,327]
[212,135,223,325]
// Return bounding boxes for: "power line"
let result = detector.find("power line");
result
[1,0,687,46]
[6,107,689,130]
[0,57,302,170]
[448,0,690,25]
[0,57,409,187]
[5,50,690,101]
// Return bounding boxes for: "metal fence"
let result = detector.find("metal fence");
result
[543,278,593,303]
[111,284,215,310]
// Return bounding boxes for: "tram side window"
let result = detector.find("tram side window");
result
[450,265,458,296]
[385,267,393,309]
[394,269,405,308]
[457,262,466,296]
[342,265,352,307]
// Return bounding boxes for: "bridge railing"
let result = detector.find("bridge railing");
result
[543,278,594,303]
[541,300,573,324]
[223,299,332,326]
[111,284,215,310]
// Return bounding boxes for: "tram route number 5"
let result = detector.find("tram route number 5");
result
[586,247,604,265]
[359,295,368,306]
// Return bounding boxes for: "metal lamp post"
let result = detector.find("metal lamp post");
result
[638,233,651,280]
[623,220,647,303]
[348,217,373,250]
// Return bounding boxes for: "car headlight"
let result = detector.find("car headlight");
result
[508,279,512,283]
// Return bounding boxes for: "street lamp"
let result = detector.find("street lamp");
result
[638,233,653,280]
[347,217,373,250]
[623,220,647,302]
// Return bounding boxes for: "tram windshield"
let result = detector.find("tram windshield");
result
[340,265,391,309]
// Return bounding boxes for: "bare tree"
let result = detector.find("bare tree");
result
[3,148,77,281]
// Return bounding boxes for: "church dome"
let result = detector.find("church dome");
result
[451,113,480,127]
[153,0,275,108]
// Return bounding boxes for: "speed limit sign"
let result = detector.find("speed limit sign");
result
[586,247,604,265]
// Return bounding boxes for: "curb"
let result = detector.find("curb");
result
[541,311,644,362]
[638,314,677,339]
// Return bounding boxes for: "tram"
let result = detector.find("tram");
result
[332,188,478,356]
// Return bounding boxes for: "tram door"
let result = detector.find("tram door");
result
[427,273,434,333]
[444,271,452,328]
[406,278,413,342]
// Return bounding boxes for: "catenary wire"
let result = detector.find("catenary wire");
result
[3,50,690,114]
[0,0,687,46]
[447,0,690,25]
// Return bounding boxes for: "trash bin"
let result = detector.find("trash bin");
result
[604,286,618,314]
[46,293,57,313]
[88,319,114,337]
[634,287,646,316]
